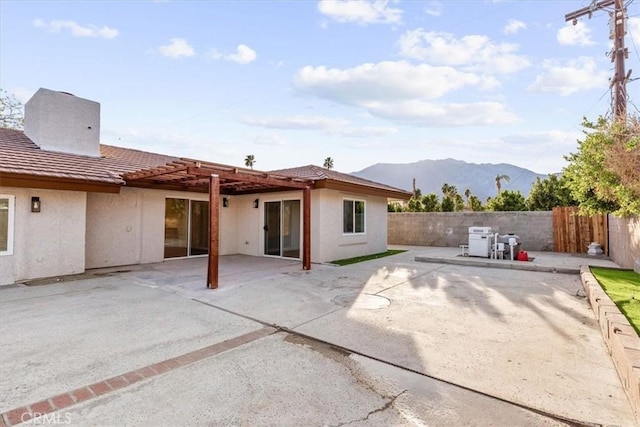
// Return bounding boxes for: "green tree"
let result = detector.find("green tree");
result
[323,157,334,169]
[526,174,576,211]
[454,194,465,212]
[486,190,527,211]
[244,154,256,169]
[469,195,484,211]
[563,116,640,216]
[441,196,455,212]
[0,89,24,130]
[387,202,403,212]
[406,197,423,212]
[421,193,440,212]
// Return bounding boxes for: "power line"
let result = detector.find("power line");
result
[565,0,631,120]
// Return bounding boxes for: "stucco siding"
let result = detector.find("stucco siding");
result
[86,188,227,269]
[232,194,260,256]
[0,187,86,285]
[314,189,388,263]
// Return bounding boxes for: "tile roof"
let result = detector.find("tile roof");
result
[270,165,410,196]
[0,128,410,198]
[0,128,176,184]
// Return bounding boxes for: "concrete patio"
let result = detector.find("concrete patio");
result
[0,247,635,426]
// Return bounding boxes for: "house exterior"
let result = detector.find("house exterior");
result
[0,88,411,286]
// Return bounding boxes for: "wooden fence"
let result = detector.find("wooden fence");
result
[552,207,608,255]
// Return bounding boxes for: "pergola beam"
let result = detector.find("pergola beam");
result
[187,166,310,189]
[123,164,189,180]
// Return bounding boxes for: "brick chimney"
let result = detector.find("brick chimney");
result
[24,88,101,157]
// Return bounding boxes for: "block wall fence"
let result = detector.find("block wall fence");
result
[387,211,639,271]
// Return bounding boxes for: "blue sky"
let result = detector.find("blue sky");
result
[1,0,639,175]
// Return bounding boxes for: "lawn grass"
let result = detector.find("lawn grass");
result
[590,267,640,335]
[331,249,407,266]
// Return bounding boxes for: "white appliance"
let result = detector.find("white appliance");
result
[468,226,492,258]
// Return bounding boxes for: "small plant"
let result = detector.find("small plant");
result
[331,249,406,266]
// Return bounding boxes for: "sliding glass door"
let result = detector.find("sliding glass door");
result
[264,200,300,259]
[164,198,209,259]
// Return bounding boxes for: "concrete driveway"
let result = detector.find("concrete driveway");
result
[0,247,634,426]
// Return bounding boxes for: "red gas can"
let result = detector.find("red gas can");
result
[517,251,529,261]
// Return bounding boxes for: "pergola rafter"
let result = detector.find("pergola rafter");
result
[122,159,315,289]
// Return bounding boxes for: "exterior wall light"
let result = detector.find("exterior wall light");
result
[253,199,259,208]
[31,197,41,213]
[223,197,229,208]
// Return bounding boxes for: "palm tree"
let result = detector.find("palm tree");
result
[495,174,510,194]
[323,157,334,170]
[464,188,472,209]
[244,154,256,170]
[441,183,457,199]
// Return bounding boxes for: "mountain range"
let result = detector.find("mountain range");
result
[351,159,549,201]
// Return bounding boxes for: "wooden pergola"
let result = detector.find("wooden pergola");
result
[122,159,315,289]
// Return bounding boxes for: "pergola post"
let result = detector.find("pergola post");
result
[207,174,220,289]
[303,186,311,270]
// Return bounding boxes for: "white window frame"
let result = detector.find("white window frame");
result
[0,195,15,256]
[342,198,366,235]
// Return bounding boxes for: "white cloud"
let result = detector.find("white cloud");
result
[504,19,526,35]
[501,130,578,147]
[294,61,515,126]
[242,115,397,137]
[158,38,196,58]
[332,126,398,137]
[242,115,348,130]
[630,17,640,47]
[294,61,498,105]
[210,44,257,64]
[528,57,608,96]
[362,100,518,126]
[33,19,118,39]
[557,21,594,46]
[317,0,402,25]
[253,132,287,146]
[425,1,442,17]
[228,44,257,64]
[397,29,530,74]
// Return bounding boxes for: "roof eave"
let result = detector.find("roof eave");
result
[0,172,122,193]
[315,179,412,200]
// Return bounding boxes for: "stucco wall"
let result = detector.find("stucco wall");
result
[86,188,234,269]
[0,187,86,285]
[608,215,640,272]
[24,185,390,275]
[388,211,554,251]
[314,189,388,263]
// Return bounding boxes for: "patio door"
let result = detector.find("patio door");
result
[264,200,300,258]
[164,198,209,258]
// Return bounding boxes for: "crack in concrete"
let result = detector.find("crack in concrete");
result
[330,390,407,427]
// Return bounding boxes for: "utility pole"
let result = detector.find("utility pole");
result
[565,0,629,121]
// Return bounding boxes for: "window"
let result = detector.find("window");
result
[0,195,15,256]
[343,199,365,234]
